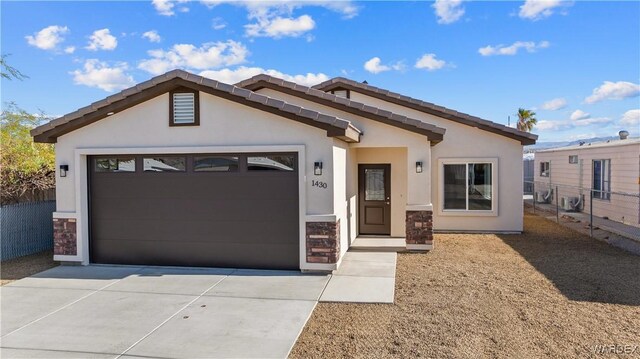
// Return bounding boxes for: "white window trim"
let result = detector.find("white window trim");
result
[438,158,498,217]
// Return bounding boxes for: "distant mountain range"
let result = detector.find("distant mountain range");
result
[524,136,620,152]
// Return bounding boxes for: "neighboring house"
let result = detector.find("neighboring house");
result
[31,70,536,272]
[534,135,640,227]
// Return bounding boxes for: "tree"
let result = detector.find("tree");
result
[1,103,55,204]
[516,108,537,132]
[1,54,28,81]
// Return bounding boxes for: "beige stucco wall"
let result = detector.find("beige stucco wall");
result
[535,142,640,227]
[349,91,525,232]
[53,91,343,269]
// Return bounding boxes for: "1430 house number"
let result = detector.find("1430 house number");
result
[312,180,328,189]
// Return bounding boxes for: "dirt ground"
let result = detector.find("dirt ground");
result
[291,214,640,358]
[0,251,58,286]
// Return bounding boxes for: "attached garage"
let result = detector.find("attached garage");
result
[89,153,300,269]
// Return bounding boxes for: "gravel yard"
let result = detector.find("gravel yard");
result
[0,251,57,286]
[291,214,640,358]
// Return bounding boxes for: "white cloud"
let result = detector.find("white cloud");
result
[152,0,189,16]
[138,40,249,75]
[25,25,69,50]
[620,109,640,127]
[245,14,315,38]
[212,17,227,30]
[142,30,161,43]
[86,29,118,51]
[71,59,135,92]
[64,46,76,54]
[569,109,590,121]
[519,0,572,21]
[364,57,391,74]
[584,81,640,104]
[567,133,597,141]
[535,116,613,131]
[201,1,359,19]
[540,97,567,110]
[432,0,465,24]
[200,66,328,86]
[573,117,612,126]
[478,41,549,56]
[414,53,447,71]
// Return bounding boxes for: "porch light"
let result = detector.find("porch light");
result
[416,161,423,173]
[314,162,323,176]
[60,164,69,177]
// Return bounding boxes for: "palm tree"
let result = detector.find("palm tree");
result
[516,108,537,132]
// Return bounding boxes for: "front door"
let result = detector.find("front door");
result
[358,164,391,235]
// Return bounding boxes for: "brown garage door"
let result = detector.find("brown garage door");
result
[89,153,299,269]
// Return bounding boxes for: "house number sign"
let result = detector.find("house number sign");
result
[312,180,328,189]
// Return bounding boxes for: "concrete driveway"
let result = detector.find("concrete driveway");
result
[0,265,330,358]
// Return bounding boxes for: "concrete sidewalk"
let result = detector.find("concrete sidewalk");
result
[1,265,330,359]
[320,252,396,303]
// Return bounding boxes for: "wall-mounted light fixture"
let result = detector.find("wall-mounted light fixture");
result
[314,162,323,176]
[415,161,423,173]
[60,164,69,177]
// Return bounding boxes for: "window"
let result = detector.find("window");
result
[170,89,199,126]
[568,155,578,164]
[442,161,494,212]
[330,89,350,99]
[247,155,295,171]
[194,156,239,172]
[143,157,186,172]
[593,159,611,200]
[95,158,135,172]
[540,161,550,177]
[364,169,385,200]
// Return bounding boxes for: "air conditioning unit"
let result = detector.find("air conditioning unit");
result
[560,197,579,211]
[536,191,550,203]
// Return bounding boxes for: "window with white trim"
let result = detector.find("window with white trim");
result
[540,161,550,177]
[442,160,495,212]
[593,159,611,200]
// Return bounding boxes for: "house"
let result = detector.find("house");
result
[31,70,537,272]
[533,134,640,228]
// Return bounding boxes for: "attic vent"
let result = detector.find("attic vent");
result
[330,89,350,99]
[170,89,199,126]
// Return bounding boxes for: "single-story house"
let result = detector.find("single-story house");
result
[32,70,537,272]
[534,134,640,227]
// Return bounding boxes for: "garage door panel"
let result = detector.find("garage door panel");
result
[90,153,299,269]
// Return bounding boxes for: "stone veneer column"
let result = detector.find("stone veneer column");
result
[406,210,433,250]
[53,218,77,255]
[306,220,340,264]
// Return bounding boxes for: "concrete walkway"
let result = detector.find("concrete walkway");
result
[320,252,396,303]
[1,265,330,359]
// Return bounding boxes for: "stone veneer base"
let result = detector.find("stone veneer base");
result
[306,220,340,264]
[406,210,433,250]
[53,218,77,256]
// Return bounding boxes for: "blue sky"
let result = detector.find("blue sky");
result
[2,0,639,142]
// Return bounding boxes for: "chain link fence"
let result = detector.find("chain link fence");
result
[1,200,56,261]
[524,181,640,241]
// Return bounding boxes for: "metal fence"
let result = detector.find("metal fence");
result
[524,181,640,241]
[0,200,56,261]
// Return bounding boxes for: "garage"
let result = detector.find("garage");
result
[89,153,299,269]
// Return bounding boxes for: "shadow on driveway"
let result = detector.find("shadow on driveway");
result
[498,214,640,306]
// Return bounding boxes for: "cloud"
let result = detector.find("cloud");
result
[138,40,249,75]
[540,97,567,110]
[25,25,69,50]
[620,109,640,127]
[584,81,640,104]
[142,30,161,43]
[86,29,118,51]
[432,0,465,24]
[478,41,549,56]
[364,57,401,74]
[212,17,227,30]
[519,0,572,21]
[535,116,613,131]
[200,66,328,86]
[71,59,135,92]
[245,14,315,38]
[414,53,448,71]
[569,109,590,121]
[152,0,189,16]
[64,46,76,54]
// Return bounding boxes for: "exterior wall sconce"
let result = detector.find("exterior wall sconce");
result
[314,162,323,176]
[416,161,423,173]
[60,165,69,177]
